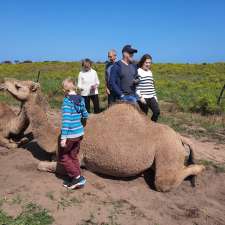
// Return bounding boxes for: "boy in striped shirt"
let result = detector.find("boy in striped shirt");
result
[59,78,88,190]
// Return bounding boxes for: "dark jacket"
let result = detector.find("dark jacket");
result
[109,60,138,97]
[105,61,114,89]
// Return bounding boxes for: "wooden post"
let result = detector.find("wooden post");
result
[36,71,40,83]
[217,84,225,105]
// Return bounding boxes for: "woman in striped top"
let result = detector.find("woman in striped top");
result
[136,54,160,122]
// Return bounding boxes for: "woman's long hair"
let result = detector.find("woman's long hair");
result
[138,54,152,68]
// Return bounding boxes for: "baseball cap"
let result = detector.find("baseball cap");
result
[122,45,138,54]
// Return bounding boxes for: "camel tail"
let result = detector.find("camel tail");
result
[180,136,197,187]
[188,145,195,165]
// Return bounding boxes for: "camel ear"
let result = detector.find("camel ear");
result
[30,82,40,92]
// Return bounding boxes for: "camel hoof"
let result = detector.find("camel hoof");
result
[8,143,18,149]
[18,137,30,147]
[37,161,57,173]
[190,165,205,187]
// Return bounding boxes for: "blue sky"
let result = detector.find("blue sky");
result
[1,0,225,63]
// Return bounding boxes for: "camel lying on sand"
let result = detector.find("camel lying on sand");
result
[0,78,58,153]
[0,78,205,192]
[0,84,29,148]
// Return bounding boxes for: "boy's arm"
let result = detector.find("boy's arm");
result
[61,99,71,140]
[80,98,89,126]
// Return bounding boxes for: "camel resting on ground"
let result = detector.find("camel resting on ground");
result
[0,78,205,192]
[0,84,29,148]
[0,78,58,153]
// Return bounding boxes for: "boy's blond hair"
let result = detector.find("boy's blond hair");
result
[62,77,76,92]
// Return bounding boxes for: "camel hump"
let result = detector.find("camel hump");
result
[103,102,148,122]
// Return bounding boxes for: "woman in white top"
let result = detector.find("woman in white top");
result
[136,54,160,122]
[78,59,100,113]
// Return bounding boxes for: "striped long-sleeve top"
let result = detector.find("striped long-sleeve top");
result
[136,68,157,99]
[61,95,88,140]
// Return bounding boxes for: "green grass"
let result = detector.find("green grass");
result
[0,202,54,225]
[0,62,224,141]
[0,62,224,114]
[11,194,23,205]
[57,195,83,210]
[198,159,225,173]
[45,191,55,201]
[159,109,225,142]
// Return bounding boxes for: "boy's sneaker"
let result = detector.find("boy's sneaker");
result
[67,176,86,190]
[63,178,72,188]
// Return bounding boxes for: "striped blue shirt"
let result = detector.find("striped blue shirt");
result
[61,95,88,140]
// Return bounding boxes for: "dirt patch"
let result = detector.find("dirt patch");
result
[0,142,225,225]
[190,138,225,163]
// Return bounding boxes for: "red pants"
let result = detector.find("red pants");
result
[58,137,82,178]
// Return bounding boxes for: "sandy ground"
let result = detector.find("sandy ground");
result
[190,138,225,164]
[0,135,224,225]
[0,108,224,225]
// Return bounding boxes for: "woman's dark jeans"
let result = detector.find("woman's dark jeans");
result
[138,97,160,122]
[82,94,100,113]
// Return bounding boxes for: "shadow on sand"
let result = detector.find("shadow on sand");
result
[23,141,52,161]
[90,168,157,191]
[20,134,158,190]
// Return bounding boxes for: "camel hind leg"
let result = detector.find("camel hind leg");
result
[155,164,205,192]
[154,136,205,192]
[180,136,198,186]
[174,164,205,190]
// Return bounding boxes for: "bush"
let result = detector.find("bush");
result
[2,60,12,64]
[191,95,221,115]
[22,60,33,63]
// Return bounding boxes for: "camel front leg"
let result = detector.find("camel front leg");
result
[37,161,66,175]
[0,135,18,149]
[37,161,57,172]
[15,137,31,147]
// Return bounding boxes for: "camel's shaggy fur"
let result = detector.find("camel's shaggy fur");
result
[81,104,205,191]
[0,82,29,148]
[0,78,59,153]
[1,78,205,192]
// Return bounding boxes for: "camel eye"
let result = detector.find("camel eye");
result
[15,84,21,90]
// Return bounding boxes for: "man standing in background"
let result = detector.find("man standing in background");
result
[105,49,117,106]
[109,45,138,104]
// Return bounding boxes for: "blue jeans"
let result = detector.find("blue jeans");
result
[120,95,138,104]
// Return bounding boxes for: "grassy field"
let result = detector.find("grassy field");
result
[0,62,224,141]
[0,62,224,113]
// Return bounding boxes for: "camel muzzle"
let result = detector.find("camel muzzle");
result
[0,83,6,91]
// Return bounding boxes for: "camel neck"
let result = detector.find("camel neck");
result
[24,97,59,153]
[12,102,29,134]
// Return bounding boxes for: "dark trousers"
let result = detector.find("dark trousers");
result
[108,91,117,107]
[83,95,100,113]
[58,137,82,178]
[138,97,160,122]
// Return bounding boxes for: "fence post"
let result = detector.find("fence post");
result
[217,84,225,105]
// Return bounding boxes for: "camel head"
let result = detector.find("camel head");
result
[0,78,40,102]
[0,78,6,91]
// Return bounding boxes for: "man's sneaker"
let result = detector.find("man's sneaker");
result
[67,176,86,190]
